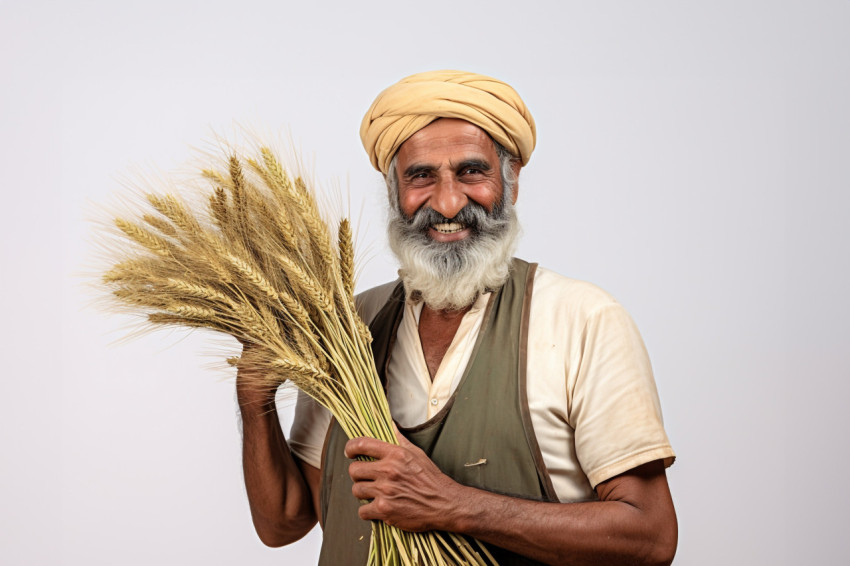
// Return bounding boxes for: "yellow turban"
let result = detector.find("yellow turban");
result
[360,70,536,174]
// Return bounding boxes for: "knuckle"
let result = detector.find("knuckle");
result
[374,498,391,515]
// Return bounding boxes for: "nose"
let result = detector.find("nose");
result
[429,175,467,220]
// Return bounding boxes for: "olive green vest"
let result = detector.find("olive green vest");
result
[319,258,557,565]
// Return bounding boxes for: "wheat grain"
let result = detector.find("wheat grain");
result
[209,187,229,230]
[269,357,330,382]
[146,194,202,237]
[142,214,178,238]
[338,218,355,301]
[115,218,175,257]
[276,254,334,312]
[225,254,278,302]
[169,304,217,319]
[202,169,229,185]
[164,278,231,304]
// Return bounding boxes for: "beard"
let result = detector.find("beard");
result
[387,194,520,311]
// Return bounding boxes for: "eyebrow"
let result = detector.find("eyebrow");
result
[402,159,493,178]
[455,159,492,173]
[403,163,436,178]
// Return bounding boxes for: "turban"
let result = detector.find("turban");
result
[360,70,536,175]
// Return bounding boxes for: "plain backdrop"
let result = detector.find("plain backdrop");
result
[1,1,848,564]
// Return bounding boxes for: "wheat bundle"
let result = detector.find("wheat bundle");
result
[100,145,497,566]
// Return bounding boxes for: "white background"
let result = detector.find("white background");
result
[2,1,848,564]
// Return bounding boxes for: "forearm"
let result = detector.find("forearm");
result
[442,482,676,566]
[348,434,676,564]
[239,394,317,546]
[349,435,676,566]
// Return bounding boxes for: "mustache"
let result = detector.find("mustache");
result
[402,199,510,236]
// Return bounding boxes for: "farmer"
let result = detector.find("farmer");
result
[238,70,677,565]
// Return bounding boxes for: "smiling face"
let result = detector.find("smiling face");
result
[394,118,519,243]
[386,118,523,310]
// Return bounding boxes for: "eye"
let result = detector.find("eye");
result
[460,166,487,178]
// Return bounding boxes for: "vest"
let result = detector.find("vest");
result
[319,258,557,565]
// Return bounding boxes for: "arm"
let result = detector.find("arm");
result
[237,357,321,546]
[346,434,677,566]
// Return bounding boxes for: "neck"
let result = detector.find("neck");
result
[418,302,473,380]
[422,302,474,320]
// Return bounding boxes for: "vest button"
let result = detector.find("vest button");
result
[430,398,439,406]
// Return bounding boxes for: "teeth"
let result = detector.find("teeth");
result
[432,222,465,234]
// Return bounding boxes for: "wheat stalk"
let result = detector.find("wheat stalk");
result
[99,143,498,566]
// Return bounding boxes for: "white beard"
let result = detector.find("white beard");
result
[387,198,521,311]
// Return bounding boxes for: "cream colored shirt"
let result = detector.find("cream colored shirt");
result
[289,266,675,502]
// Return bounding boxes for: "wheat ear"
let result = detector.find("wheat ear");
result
[146,194,203,236]
[168,304,217,320]
[115,218,175,257]
[163,278,232,305]
[338,218,355,302]
[276,254,334,312]
[142,214,178,238]
[225,254,278,303]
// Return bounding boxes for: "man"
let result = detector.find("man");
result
[238,70,677,565]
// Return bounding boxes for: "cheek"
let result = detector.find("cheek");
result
[465,183,503,212]
[398,188,431,217]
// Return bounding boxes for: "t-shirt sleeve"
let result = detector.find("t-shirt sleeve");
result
[288,389,332,469]
[569,303,675,487]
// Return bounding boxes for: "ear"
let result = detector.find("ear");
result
[510,160,522,204]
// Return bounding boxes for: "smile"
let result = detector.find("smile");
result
[432,222,466,234]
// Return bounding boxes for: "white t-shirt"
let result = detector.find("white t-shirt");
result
[289,266,675,502]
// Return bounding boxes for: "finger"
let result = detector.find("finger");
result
[357,499,388,523]
[345,437,396,460]
[351,479,379,501]
[348,459,385,482]
[357,500,376,521]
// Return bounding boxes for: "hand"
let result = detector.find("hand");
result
[235,341,279,410]
[345,428,462,532]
